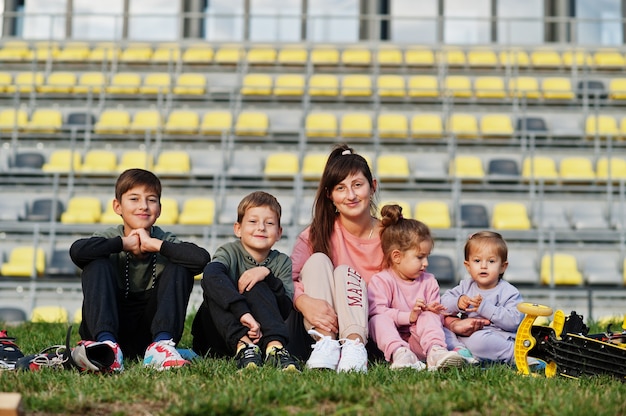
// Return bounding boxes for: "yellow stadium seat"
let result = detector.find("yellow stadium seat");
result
[305,113,337,138]
[61,196,102,224]
[40,72,77,93]
[88,42,120,62]
[593,49,625,68]
[559,157,595,182]
[25,109,63,133]
[509,77,540,99]
[377,75,405,98]
[200,111,232,135]
[100,204,121,224]
[441,49,466,67]
[444,75,472,98]
[341,74,372,97]
[182,45,214,63]
[376,154,410,181]
[447,114,478,138]
[562,49,593,68]
[301,153,328,181]
[542,77,574,100]
[28,41,59,61]
[0,108,28,131]
[0,72,12,92]
[119,43,152,63]
[235,112,269,136]
[405,48,435,66]
[273,74,305,96]
[140,73,171,95]
[80,150,117,174]
[74,72,106,94]
[492,202,531,230]
[31,306,69,323]
[151,44,180,63]
[530,49,562,68]
[164,110,199,135]
[376,47,403,66]
[311,47,339,65]
[0,41,30,61]
[173,73,206,95]
[499,49,530,67]
[247,47,277,65]
[106,72,141,94]
[214,45,243,65]
[117,150,153,172]
[6,72,44,93]
[341,48,371,66]
[94,109,131,135]
[410,114,443,139]
[178,198,215,225]
[522,156,559,182]
[467,49,498,67]
[277,47,307,65]
[408,75,438,98]
[474,76,506,99]
[449,155,485,180]
[480,114,514,138]
[129,110,162,134]
[155,197,179,225]
[378,113,408,139]
[540,253,583,286]
[596,157,626,182]
[309,74,339,97]
[585,115,619,139]
[0,246,45,277]
[609,78,626,100]
[241,73,273,96]
[42,149,82,173]
[415,201,451,229]
[154,151,191,175]
[264,152,299,179]
[379,200,412,218]
[73,307,82,324]
[340,113,372,138]
[56,42,90,61]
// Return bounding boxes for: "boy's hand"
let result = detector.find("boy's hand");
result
[133,228,163,254]
[240,313,262,343]
[122,233,142,257]
[458,294,482,311]
[238,266,270,294]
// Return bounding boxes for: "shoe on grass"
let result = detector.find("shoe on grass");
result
[337,338,367,373]
[0,330,24,370]
[265,346,300,372]
[453,346,479,365]
[143,339,189,371]
[427,345,464,371]
[235,343,263,370]
[72,340,122,373]
[306,329,340,371]
[390,346,426,371]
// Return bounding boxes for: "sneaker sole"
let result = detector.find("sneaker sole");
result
[429,355,465,371]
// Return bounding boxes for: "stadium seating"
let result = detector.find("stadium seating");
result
[241,73,273,96]
[42,150,82,173]
[414,201,451,229]
[140,73,171,95]
[31,306,69,323]
[106,72,141,94]
[74,72,107,94]
[60,196,102,224]
[80,150,117,174]
[94,109,131,134]
[376,154,410,181]
[164,110,199,135]
[154,151,191,175]
[173,73,207,95]
[234,112,269,136]
[117,150,153,172]
[411,114,443,138]
[200,111,232,135]
[0,108,28,131]
[25,109,63,133]
[540,253,584,286]
[340,113,372,138]
[491,202,531,230]
[306,113,337,138]
[274,74,305,96]
[178,198,215,225]
[0,246,45,277]
[377,113,408,138]
[301,153,328,181]
[129,110,162,134]
[40,72,76,93]
[156,197,179,225]
[264,152,299,179]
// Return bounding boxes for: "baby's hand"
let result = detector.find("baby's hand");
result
[458,294,482,311]
[423,302,447,314]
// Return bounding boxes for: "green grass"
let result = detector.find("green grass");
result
[2,317,626,416]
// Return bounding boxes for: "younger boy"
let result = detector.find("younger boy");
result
[70,168,211,371]
[191,191,299,371]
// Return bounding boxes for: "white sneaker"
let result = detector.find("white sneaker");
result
[337,338,367,373]
[306,329,340,370]
[426,345,464,371]
[390,347,426,371]
[453,346,479,365]
[143,339,189,371]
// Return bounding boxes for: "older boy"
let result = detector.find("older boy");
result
[70,168,211,371]
[191,191,298,371]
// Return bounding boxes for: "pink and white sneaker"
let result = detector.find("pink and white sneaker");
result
[143,339,189,371]
[71,340,123,373]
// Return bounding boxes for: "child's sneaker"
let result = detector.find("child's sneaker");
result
[71,340,121,373]
[453,346,479,365]
[265,346,301,372]
[16,346,69,371]
[306,329,341,371]
[337,338,368,373]
[235,343,263,370]
[427,345,465,371]
[143,339,189,371]
[0,330,24,370]
[390,346,426,371]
